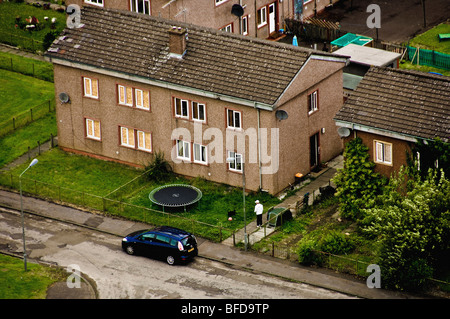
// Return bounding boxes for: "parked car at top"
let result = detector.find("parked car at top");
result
[122,226,198,265]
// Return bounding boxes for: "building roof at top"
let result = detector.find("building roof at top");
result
[45,7,344,106]
[334,66,450,142]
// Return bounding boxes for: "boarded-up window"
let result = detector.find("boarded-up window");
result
[137,130,152,152]
[84,77,99,99]
[118,85,133,106]
[135,89,150,110]
[86,118,101,140]
[120,126,135,147]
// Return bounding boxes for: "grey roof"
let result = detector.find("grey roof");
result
[45,6,335,106]
[334,66,450,141]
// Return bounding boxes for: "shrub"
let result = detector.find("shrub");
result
[145,151,173,182]
[297,230,354,265]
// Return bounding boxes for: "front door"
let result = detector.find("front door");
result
[310,133,320,168]
[268,3,276,34]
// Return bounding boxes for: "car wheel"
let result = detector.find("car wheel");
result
[125,245,135,255]
[166,255,175,265]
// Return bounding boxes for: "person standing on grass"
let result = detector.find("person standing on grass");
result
[254,200,263,228]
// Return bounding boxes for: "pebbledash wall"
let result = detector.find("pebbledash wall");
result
[53,56,345,195]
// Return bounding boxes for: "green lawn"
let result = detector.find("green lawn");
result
[0,51,54,82]
[0,68,54,123]
[0,2,66,52]
[409,22,450,54]
[0,112,57,168]
[400,60,450,76]
[0,254,67,299]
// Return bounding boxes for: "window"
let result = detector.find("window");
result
[242,15,248,35]
[228,151,243,172]
[86,118,101,140]
[220,23,233,33]
[135,89,150,110]
[118,85,133,106]
[257,6,267,27]
[227,109,242,129]
[374,141,392,165]
[192,102,206,122]
[120,126,135,148]
[83,77,99,99]
[174,98,189,119]
[137,130,152,152]
[130,0,151,15]
[215,0,228,6]
[193,143,207,164]
[176,140,190,161]
[85,0,103,7]
[118,85,150,110]
[308,90,318,114]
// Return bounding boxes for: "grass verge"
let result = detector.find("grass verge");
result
[0,254,67,299]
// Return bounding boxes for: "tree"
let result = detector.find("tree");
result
[332,137,386,220]
[363,168,450,291]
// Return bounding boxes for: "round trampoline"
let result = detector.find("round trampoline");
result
[149,184,202,212]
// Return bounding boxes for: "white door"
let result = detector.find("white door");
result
[268,3,276,34]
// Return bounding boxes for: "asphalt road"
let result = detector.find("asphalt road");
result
[0,207,355,299]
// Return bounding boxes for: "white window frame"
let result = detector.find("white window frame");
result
[176,140,191,161]
[228,151,243,172]
[220,23,233,33]
[174,98,189,119]
[242,15,248,35]
[84,0,103,7]
[130,0,151,15]
[193,143,207,165]
[227,109,242,129]
[137,130,152,152]
[135,89,150,110]
[257,6,267,28]
[120,126,135,148]
[308,90,318,114]
[86,118,101,140]
[192,101,206,122]
[118,85,133,107]
[83,77,99,99]
[374,141,392,165]
[215,0,229,6]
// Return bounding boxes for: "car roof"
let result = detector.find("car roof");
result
[150,226,191,239]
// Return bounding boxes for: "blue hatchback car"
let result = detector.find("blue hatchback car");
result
[122,226,198,265]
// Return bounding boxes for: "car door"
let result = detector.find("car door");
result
[154,234,173,259]
[138,233,156,256]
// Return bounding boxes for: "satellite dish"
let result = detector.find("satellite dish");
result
[231,4,244,17]
[275,110,288,121]
[337,127,351,137]
[58,92,70,104]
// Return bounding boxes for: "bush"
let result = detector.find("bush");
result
[332,137,386,220]
[297,230,354,265]
[145,151,173,182]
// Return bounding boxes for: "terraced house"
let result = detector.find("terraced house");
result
[334,67,450,177]
[45,6,348,194]
[65,0,340,39]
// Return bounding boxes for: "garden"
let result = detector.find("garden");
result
[0,1,66,53]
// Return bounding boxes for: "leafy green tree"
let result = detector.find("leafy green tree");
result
[363,168,450,291]
[332,137,386,220]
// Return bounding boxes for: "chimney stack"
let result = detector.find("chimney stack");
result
[168,26,187,58]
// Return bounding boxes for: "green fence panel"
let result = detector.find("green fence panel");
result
[407,46,450,70]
